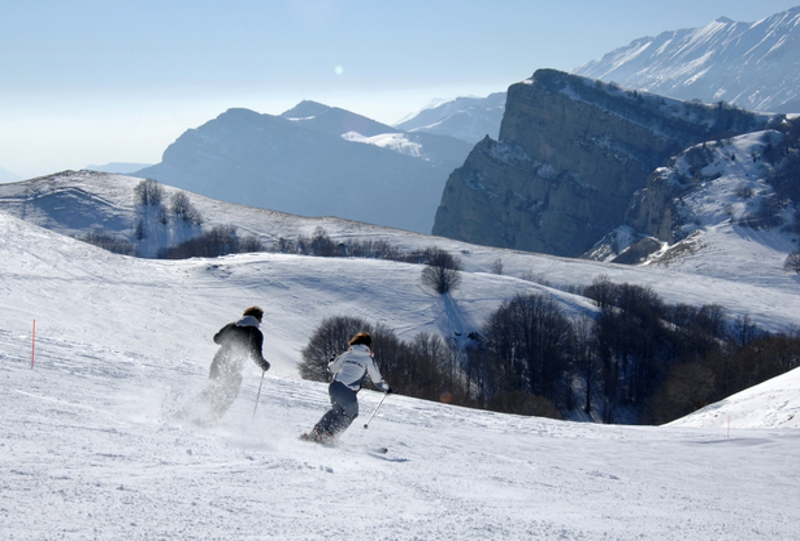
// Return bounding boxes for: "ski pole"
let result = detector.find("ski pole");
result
[363,392,388,429]
[252,370,266,422]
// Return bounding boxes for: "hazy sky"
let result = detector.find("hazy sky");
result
[2,0,799,179]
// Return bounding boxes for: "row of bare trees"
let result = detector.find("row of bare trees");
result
[300,316,469,407]
[301,278,800,425]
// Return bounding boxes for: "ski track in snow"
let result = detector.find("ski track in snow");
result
[2,332,799,540]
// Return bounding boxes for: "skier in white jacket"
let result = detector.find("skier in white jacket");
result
[302,332,391,444]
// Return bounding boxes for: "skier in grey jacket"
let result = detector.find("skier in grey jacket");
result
[303,332,391,444]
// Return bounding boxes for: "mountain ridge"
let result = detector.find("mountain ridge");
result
[133,105,472,234]
[574,6,800,113]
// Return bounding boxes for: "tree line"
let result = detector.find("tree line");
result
[300,316,471,409]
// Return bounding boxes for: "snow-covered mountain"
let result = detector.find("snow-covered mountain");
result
[1,205,798,539]
[590,122,800,293]
[433,69,775,259]
[281,100,472,168]
[393,4,800,153]
[394,92,507,144]
[574,7,800,113]
[132,104,472,235]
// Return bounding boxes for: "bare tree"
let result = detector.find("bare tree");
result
[309,227,338,257]
[300,316,372,381]
[584,274,618,309]
[157,225,264,259]
[170,191,203,225]
[490,258,504,275]
[134,179,164,206]
[421,247,462,294]
[784,250,800,273]
[79,230,135,255]
[484,292,573,408]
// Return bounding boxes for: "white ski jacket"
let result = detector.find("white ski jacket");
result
[329,344,390,392]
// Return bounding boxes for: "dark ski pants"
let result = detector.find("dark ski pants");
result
[314,380,359,437]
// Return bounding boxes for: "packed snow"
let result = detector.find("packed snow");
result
[2,209,799,540]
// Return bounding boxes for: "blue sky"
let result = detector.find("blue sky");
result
[2,0,799,179]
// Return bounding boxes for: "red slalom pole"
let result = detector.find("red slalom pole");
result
[31,319,36,369]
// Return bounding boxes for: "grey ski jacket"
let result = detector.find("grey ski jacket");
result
[329,344,389,393]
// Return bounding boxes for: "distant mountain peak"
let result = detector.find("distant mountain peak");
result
[280,100,332,119]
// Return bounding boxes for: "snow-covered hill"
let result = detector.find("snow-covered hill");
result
[574,7,800,113]
[669,365,800,430]
[2,171,799,334]
[1,209,798,539]
[644,131,798,281]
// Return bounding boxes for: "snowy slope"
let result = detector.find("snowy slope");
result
[646,131,797,281]
[2,170,799,336]
[669,366,800,430]
[597,127,800,297]
[0,172,800,337]
[574,7,800,113]
[2,211,799,539]
[0,210,597,380]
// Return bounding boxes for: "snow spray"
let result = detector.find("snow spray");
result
[31,319,36,369]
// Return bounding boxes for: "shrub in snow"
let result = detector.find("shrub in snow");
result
[421,248,462,294]
[784,250,800,273]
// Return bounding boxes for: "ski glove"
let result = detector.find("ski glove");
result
[260,360,271,372]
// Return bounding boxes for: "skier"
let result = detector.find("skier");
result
[302,331,391,444]
[198,306,271,422]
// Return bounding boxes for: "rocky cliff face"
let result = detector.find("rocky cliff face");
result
[432,69,769,257]
[624,117,799,245]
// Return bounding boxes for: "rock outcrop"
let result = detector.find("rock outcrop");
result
[432,69,770,257]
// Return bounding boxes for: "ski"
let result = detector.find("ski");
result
[299,433,387,455]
